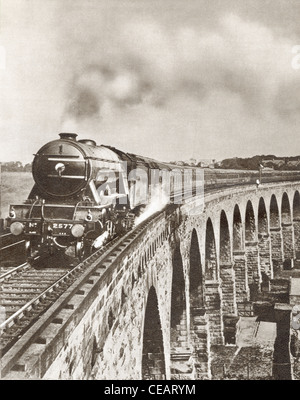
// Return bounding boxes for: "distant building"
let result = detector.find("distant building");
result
[287,161,300,167]
[188,158,197,166]
[170,158,217,168]
[196,159,216,168]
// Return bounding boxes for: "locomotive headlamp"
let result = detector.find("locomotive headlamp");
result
[55,162,65,177]
[10,221,24,236]
[71,224,85,238]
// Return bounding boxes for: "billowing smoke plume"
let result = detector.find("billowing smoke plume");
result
[2,1,300,165]
[62,14,299,124]
[58,8,300,160]
[64,64,152,121]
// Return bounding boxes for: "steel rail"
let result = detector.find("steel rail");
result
[0,240,25,253]
[0,236,121,334]
[0,262,30,283]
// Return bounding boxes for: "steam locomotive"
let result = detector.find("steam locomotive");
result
[7,133,198,260]
[7,133,300,260]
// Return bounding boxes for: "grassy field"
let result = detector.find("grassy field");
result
[0,172,34,218]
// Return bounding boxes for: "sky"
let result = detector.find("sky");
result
[0,0,300,164]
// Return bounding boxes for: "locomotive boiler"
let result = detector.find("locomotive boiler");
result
[7,133,136,259]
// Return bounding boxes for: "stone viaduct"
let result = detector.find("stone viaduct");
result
[8,181,300,380]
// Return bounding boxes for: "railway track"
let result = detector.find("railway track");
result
[0,211,165,378]
[0,262,30,282]
[0,232,20,247]
[0,225,133,357]
[0,232,26,265]
[0,260,72,352]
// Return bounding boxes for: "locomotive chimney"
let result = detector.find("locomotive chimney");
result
[59,133,78,141]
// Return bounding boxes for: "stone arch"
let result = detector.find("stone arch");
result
[269,194,283,274]
[293,191,300,260]
[170,243,190,377]
[190,229,204,308]
[282,192,292,224]
[293,191,300,219]
[219,211,236,335]
[258,197,268,234]
[245,200,256,241]
[142,286,166,379]
[205,218,223,344]
[281,192,295,269]
[171,245,186,330]
[245,200,260,297]
[258,197,272,281]
[205,218,218,281]
[270,195,280,229]
[220,210,231,264]
[232,204,248,305]
[233,205,243,252]
[189,229,209,379]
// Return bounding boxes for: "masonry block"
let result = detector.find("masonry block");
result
[270,227,283,274]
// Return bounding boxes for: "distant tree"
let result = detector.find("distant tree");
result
[24,163,32,172]
[264,162,274,169]
[0,161,32,172]
[217,155,300,171]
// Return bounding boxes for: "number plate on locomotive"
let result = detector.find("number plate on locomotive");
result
[51,223,73,235]
[26,221,41,234]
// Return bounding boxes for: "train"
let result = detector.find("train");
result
[6,133,300,261]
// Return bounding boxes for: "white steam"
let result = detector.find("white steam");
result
[134,189,169,226]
